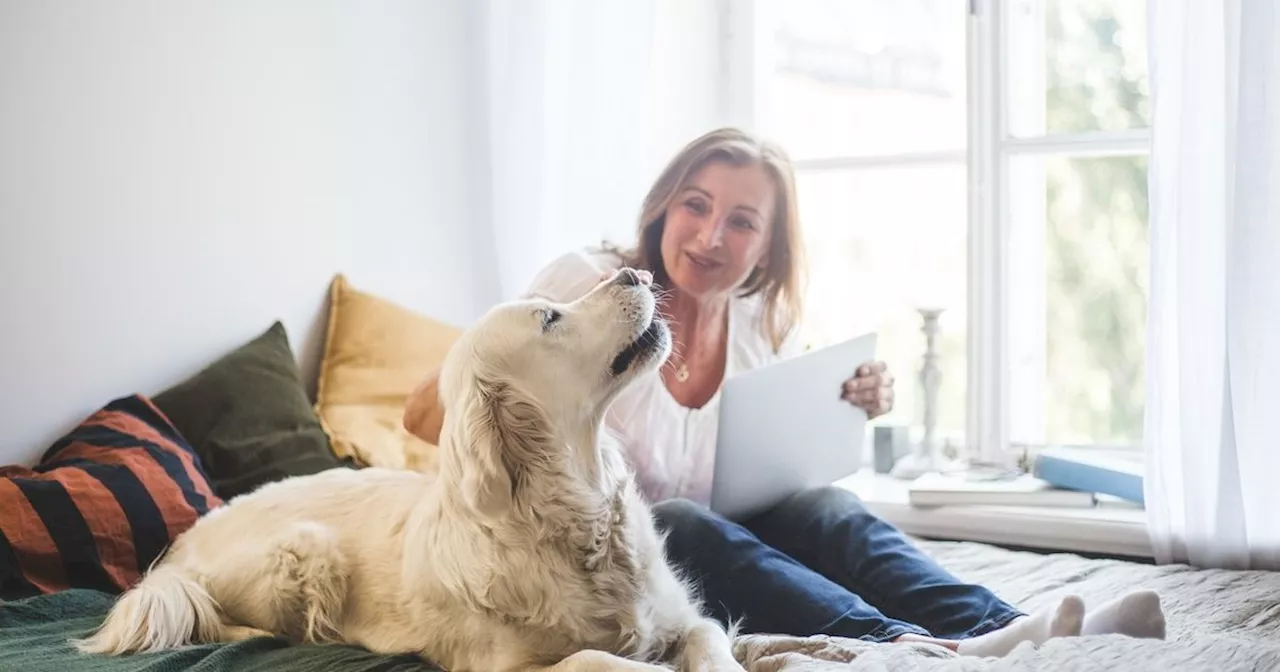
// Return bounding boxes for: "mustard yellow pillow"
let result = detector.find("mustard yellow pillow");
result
[314,274,463,473]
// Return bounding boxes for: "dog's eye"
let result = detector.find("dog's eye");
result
[541,309,562,331]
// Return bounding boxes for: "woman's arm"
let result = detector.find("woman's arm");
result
[403,368,446,445]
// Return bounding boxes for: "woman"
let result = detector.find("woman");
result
[411,127,1166,657]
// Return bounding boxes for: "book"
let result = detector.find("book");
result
[907,472,1098,508]
[1032,446,1145,506]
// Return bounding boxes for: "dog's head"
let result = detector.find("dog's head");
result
[417,268,671,518]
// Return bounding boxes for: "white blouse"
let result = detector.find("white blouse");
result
[526,248,802,506]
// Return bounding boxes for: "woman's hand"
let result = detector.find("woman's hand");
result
[403,368,446,445]
[841,361,895,419]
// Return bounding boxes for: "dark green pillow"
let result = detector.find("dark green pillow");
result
[153,321,350,500]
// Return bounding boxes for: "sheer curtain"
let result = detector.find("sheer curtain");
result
[1144,0,1280,569]
[479,0,666,300]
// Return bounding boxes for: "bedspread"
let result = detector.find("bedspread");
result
[4,540,1278,671]
[733,540,1280,671]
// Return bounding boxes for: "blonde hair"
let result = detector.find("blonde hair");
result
[603,127,807,354]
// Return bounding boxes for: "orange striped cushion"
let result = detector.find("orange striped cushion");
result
[0,395,223,600]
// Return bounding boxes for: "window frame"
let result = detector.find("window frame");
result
[726,0,1152,463]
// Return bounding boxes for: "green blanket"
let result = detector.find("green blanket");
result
[0,590,441,672]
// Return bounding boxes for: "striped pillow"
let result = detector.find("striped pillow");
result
[0,394,223,601]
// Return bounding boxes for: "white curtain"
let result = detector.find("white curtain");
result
[480,0,667,300]
[1144,0,1280,569]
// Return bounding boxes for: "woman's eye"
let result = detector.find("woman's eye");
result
[684,199,708,215]
[731,216,756,230]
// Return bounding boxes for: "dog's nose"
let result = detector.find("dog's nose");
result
[615,268,651,287]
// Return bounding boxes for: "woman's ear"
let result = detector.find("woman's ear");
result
[449,376,553,520]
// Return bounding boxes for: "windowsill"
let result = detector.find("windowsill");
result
[834,469,1153,561]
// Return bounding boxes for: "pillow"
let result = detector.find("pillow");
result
[0,394,222,602]
[153,321,349,501]
[314,274,463,473]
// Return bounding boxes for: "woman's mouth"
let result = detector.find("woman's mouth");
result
[684,251,723,272]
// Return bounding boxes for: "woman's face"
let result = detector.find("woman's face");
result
[659,161,776,300]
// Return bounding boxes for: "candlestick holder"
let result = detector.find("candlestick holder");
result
[891,307,959,480]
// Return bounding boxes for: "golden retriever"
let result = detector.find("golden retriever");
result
[74,267,744,672]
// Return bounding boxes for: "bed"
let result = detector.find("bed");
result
[734,539,1280,670]
[5,537,1279,672]
[4,295,1277,671]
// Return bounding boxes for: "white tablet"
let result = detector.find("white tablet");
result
[709,332,877,521]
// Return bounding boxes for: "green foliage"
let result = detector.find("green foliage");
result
[1043,0,1149,444]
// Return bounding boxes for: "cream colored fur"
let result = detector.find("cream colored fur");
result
[73,268,744,672]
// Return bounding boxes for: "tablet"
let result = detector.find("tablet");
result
[709,332,877,521]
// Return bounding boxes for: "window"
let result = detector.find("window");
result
[737,0,1150,460]
[1003,0,1149,452]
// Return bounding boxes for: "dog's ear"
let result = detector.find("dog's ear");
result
[452,375,555,519]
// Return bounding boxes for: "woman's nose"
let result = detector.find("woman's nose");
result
[697,220,725,248]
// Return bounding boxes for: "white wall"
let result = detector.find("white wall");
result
[0,0,728,465]
[0,0,492,463]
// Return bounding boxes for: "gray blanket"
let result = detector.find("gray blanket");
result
[732,540,1280,671]
[6,540,1276,671]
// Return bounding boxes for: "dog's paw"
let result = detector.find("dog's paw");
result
[682,662,745,672]
[556,649,673,671]
[678,651,746,672]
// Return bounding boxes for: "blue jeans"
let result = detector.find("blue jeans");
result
[651,486,1025,643]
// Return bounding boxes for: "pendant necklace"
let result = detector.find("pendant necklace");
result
[675,362,690,383]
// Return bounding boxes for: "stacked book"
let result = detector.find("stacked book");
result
[907,446,1145,509]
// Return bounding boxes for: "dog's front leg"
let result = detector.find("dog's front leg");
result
[673,618,746,672]
[521,649,672,672]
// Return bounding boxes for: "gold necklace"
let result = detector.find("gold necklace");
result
[675,362,690,383]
